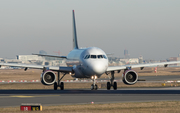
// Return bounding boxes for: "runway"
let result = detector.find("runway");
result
[1,87,180,107]
[138,75,180,81]
[100,75,180,81]
[0,75,179,84]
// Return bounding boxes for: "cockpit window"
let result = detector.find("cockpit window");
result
[103,55,107,59]
[87,55,90,59]
[84,55,90,59]
[84,54,107,59]
[91,55,96,59]
[98,55,103,59]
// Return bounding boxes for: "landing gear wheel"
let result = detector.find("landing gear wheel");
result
[113,82,117,90]
[54,82,57,90]
[60,82,64,90]
[95,84,98,90]
[91,84,94,90]
[107,82,111,90]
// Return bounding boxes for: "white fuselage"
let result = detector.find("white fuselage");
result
[66,47,108,78]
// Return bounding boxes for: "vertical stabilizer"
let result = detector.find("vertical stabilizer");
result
[72,10,79,49]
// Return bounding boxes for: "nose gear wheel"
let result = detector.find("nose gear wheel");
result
[91,76,98,90]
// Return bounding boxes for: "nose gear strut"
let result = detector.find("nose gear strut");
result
[91,75,98,90]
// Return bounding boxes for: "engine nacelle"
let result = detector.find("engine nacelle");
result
[41,70,56,85]
[122,70,138,85]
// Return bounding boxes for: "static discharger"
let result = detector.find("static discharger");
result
[20,103,42,111]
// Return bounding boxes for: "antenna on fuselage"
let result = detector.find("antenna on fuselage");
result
[72,10,79,49]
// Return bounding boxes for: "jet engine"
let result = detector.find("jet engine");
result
[41,70,56,85]
[122,70,138,85]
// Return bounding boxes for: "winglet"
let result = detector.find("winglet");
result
[72,10,79,49]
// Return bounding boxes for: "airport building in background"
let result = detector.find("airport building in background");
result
[17,55,45,63]
[124,49,129,58]
[139,56,143,64]
[16,55,66,66]
[167,56,180,66]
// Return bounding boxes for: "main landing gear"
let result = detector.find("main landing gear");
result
[54,72,66,90]
[91,75,98,90]
[106,71,117,90]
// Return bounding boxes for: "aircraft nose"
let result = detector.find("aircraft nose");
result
[90,62,107,75]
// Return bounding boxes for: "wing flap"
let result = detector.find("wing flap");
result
[131,61,180,68]
[0,63,43,69]
[49,66,73,72]
[106,61,180,72]
[0,63,72,72]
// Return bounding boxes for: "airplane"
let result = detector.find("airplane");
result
[0,10,180,90]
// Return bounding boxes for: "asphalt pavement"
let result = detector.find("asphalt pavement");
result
[1,87,180,107]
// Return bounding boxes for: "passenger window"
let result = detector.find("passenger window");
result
[98,55,103,59]
[91,55,96,59]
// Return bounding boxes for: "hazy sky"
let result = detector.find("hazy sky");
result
[0,0,180,60]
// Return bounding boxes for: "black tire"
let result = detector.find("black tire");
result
[91,84,94,90]
[113,82,117,90]
[54,82,57,90]
[107,82,111,90]
[95,84,98,90]
[60,82,64,90]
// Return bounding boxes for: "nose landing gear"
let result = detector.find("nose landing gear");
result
[91,75,98,90]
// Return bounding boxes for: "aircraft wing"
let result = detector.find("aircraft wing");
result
[32,54,67,59]
[106,61,180,72]
[0,63,72,72]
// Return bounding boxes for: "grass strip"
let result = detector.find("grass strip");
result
[1,101,180,113]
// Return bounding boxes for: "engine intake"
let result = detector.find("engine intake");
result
[122,70,138,85]
[41,70,56,85]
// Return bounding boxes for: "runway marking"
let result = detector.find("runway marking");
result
[0,95,60,98]
[10,95,34,98]
[35,95,60,98]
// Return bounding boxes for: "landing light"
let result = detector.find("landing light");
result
[69,72,72,75]
[95,76,97,79]
[91,76,97,79]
